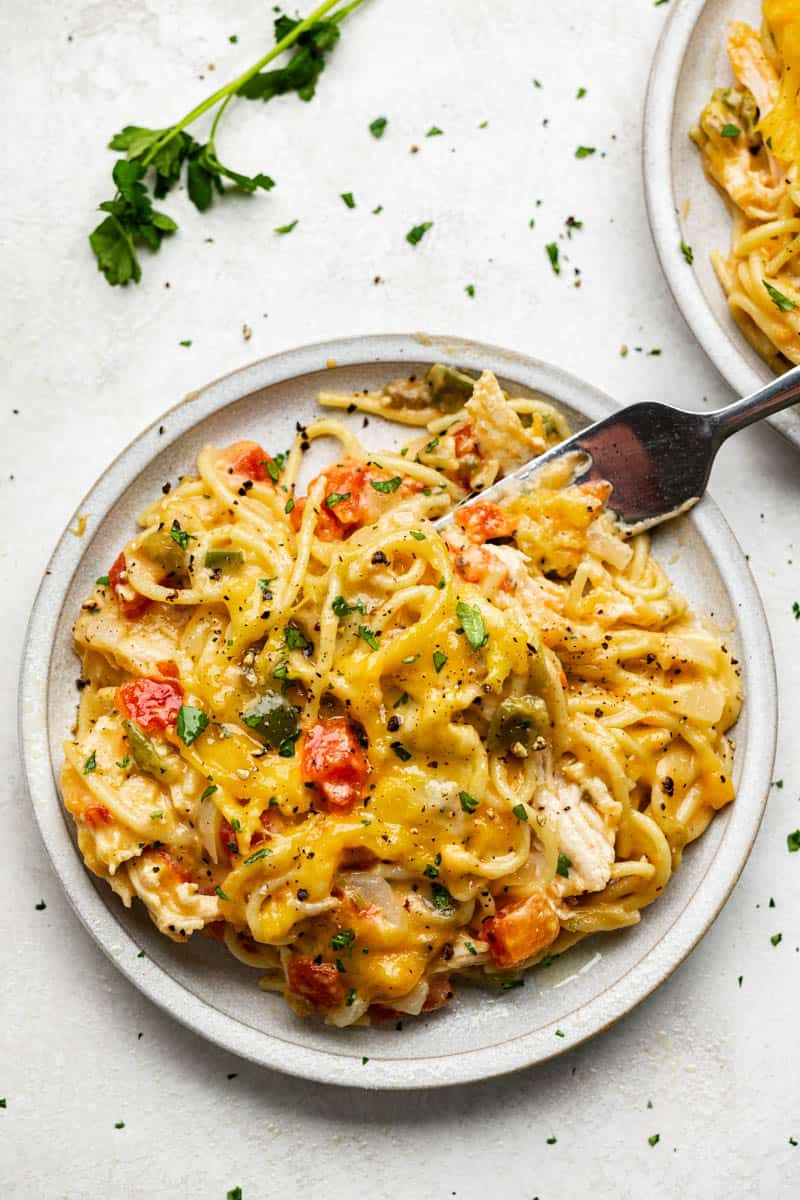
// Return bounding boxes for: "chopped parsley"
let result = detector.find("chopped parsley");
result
[274,220,298,234]
[465,284,475,297]
[96,574,110,586]
[648,1134,660,1147]
[401,654,420,664]
[370,476,402,493]
[546,1135,557,1144]
[555,1029,565,1038]
[512,803,528,822]
[227,1190,243,1200]
[258,577,275,597]
[409,529,426,540]
[576,86,587,98]
[771,932,783,946]
[331,929,355,951]
[545,242,560,274]
[433,650,447,673]
[244,847,272,865]
[456,600,488,650]
[114,1121,125,1129]
[35,899,47,911]
[116,755,131,769]
[426,125,443,137]
[721,123,740,137]
[764,281,796,312]
[465,941,477,955]
[556,853,572,877]
[285,625,310,651]
[200,784,218,802]
[431,883,453,910]
[406,221,433,245]
[341,191,356,208]
[215,885,230,901]
[284,497,294,514]
[793,602,800,620]
[176,705,209,745]
[170,526,195,550]
[345,988,356,1006]
[83,751,97,774]
[369,116,387,138]
[391,741,412,761]
[357,625,380,651]
[575,145,595,158]
[324,490,350,508]
[788,830,800,852]
[501,978,524,990]
[460,791,479,813]
[680,239,694,265]
[332,595,366,617]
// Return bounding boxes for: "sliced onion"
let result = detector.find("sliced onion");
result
[197,796,221,863]
[326,996,370,1027]
[586,518,632,570]
[340,872,407,930]
[388,980,429,1015]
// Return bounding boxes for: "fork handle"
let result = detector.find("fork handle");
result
[710,362,800,443]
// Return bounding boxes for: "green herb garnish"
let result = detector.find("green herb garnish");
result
[369,476,402,493]
[764,280,796,312]
[176,705,209,745]
[406,221,433,245]
[456,601,488,650]
[433,650,447,673]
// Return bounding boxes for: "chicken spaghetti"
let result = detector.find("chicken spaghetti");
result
[62,366,741,1025]
[692,0,800,370]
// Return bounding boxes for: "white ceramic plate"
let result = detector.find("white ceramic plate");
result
[644,0,800,449]
[19,334,777,1089]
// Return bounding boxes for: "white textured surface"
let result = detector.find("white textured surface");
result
[2,0,799,1195]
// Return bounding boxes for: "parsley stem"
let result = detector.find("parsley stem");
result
[142,0,360,168]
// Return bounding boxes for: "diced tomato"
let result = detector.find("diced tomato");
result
[116,676,183,734]
[449,543,500,584]
[301,719,369,812]
[290,460,417,542]
[422,974,455,1011]
[155,659,180,679]
[484,890,560,968]
[108,552,151,620]
[84,804,112,827]
[456,501,516,543]
[225,440,273,482]
[154,847,193,885]
[452,423,477,458]
[287,958,344,1011]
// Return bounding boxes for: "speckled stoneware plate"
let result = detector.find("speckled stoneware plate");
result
[19,334,777,1089]
[643,0,800,450]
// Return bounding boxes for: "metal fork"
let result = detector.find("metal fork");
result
[435,364,800,535]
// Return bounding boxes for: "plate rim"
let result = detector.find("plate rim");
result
[642,0,800,449]
[18,333,777,1089]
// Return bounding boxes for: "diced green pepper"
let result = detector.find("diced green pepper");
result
[487,695,549,751]
[526,632,549,693]
[204,549,244,570]
[426,363,476,412]
[138,529,187,576]
[122,719,179,781]
[242,690,298,750]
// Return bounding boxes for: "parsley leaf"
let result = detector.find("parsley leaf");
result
[681,239,694,265]
[771,932,783,946]
[244,847,272,865]
[238,15,342,105]
[275,219,299,234]
[426,125,443,137]
[200,784,218,802]
[460,791,479,813]
[575,145,596,158]
[357,625,380,651]
[456,600,488,649]
[369,476,402,493]
[83,751,97,774]
[96,575,110,586]
[764,280,796,312]
[341,191,356,208]
[431,883,453,910]
[545,242,560,274]
[176,705,209,746]
[406,221,433,245]
[324,491,350,508]
[390,741,412,761]
[170,526,195,550]
[433,650,448,673]
[512,803,528,822]
[332,595,366,617]
[369,116,388,138]
[721,123,740,138]
[788,830,800,852]
[285,624,311,652]
[556,853,572,877]
[331,929,355,950]
[215,885,230,901]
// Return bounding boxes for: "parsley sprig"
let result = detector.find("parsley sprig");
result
[89,0,369,285]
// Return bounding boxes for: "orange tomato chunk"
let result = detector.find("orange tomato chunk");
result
[108,552,151,620]
[301,719,369,812]
[455,501,516,542]
[287,958,344,1011]
[484,890,560,968]
[225,440,273,482]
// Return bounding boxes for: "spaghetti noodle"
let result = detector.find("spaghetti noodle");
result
[62,366,741,1024]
